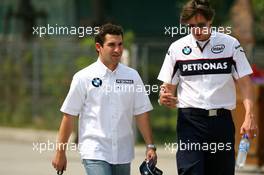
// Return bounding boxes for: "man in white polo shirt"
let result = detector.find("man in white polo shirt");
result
[158,0,257,175]
[52,23,157,175]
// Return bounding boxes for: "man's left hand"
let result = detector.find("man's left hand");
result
[240,114,258,139]
[146,148,157,164]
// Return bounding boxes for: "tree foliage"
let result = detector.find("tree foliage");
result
[253,0,264,43]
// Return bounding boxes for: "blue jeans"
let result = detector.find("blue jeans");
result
[82,159,131,175]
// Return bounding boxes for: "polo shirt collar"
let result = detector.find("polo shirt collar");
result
[190,30,217,49]
[96,58,120,77]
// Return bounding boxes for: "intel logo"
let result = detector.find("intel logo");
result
[211,44,225,54]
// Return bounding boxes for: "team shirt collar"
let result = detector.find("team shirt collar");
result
[190,30,217,51]
[96,58,121,76]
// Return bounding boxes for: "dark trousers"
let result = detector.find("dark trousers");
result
[176,108,235,175]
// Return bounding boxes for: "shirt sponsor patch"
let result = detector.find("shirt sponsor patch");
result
[92,78,102,87]
[235,45,241,49]
[235,44,245,52]
[182,46,192,55]
[175,57,234,76]
[211,44,225,54]
[116,79,134,84]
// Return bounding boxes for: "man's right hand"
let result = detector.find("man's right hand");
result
[52,151,67,172]
[52,114,74,173]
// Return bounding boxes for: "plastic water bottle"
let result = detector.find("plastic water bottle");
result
[236,134,250,169]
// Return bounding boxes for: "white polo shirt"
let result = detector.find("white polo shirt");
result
[158,31,253,110]
[61,59,153,164]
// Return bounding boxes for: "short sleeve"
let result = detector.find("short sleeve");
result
[157,45,179,84]
[232,39,253,79]
[133,72,153,116]
[60,74,86,116]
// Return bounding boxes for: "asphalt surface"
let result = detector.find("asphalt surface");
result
[0,127,263,175]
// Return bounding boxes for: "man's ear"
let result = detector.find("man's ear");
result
[95,43,102,53]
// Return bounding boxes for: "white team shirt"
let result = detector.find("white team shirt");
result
[61,59,153,164]
[158,31,253,110]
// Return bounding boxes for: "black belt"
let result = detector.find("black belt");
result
[179,108,231,117]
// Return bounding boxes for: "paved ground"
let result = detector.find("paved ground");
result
[0,127,263,175]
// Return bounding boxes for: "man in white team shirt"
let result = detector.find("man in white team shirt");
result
[52,23,157,175]
[158,0,257,175]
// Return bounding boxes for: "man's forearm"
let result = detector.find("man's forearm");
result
[57,114,75,152]
[237,76,254,118]
[243,98,254,118]
[135,112,154,145]
[237,75,258,138]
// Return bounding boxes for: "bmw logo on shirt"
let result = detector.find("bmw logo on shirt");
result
[182,46,192,55]
[92,78,102,87]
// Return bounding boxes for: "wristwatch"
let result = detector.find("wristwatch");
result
[146,144,157,151]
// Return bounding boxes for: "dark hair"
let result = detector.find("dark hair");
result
[95,23,123,46]
[180,0,215,23]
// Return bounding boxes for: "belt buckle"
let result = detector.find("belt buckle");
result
[209,109,217,116]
